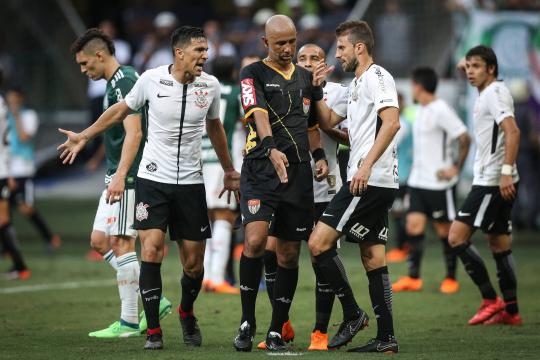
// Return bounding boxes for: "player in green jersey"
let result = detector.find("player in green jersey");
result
[65,28,171,338]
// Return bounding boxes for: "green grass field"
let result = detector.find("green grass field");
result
[1,198,539,359]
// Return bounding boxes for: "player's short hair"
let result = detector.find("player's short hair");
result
[171,26,206,53]
[212,56,236,83]
[7,85,25,96]
[466,45,498,77]
[335,20,374,55]
[70,28,115,56]
[411,67,438,94]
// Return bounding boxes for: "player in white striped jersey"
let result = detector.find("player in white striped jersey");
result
[392,67,470,295]
[0,68,31,280]
[297,43,348,351]
[450,45,522,326]
[309,21,400,353]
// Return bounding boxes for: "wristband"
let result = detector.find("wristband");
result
[312,148,326,162]
[261,136,276,157]
[312,86,324,101]
[501,164,513,176]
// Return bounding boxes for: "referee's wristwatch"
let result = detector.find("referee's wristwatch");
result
[262,136,276,157]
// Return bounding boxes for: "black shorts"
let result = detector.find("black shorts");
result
[319,184,397,245]
[455,184,518,235]
[0,179,9,200]
[391,184,409,214]
[134,177,211,241]
[315,202,329,223]
[408,186,456,222]
[9,177,34,206]
[240,159,314,241]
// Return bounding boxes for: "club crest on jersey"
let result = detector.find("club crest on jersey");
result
[135,202,149,221]
[303,97,311,114]
[146,162,158,172]
[326,175,336,188]
[194,90,209,108]
[247,199,260,214]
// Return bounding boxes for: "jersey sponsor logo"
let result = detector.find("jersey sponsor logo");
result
[160,79,173,86]
[296,227,307,232]
[135,202,149,221]
[241,78,256,109]
[157,93,170,98]
[350,223,370,239]
[302,97,311,115]
[247,199,260,214]
[106,216,117,225]
[146,162,158,172]
[194,90,209,108]
[374,66,386,92]
[193,82,208,88]
[265,83,280,88]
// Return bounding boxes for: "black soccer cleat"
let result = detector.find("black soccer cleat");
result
[265,331,288,352]
[179,313,202,347]
[234,321,255,352]
[328,309,369,350]
[144,333,164,350]
[347,338,399,354]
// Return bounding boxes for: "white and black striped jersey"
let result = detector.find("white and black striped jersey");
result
[124,65,221,185]
[472,81,519,186]
[408,99,467,190]
[313,81,348,203]
[346,64,399,189]
[0,96,9,179]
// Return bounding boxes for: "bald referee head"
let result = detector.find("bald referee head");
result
[263,15,297,68]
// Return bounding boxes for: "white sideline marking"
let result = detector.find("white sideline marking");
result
[0,279,117,294]
[266,352,305,356]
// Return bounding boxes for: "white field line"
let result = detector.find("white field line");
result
[0,279,117,294]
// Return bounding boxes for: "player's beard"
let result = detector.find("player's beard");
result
[343,57,359,73]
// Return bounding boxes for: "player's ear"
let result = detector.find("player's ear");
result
[262,36,268,49]
[174,47,183,59]
[95,50,104,62]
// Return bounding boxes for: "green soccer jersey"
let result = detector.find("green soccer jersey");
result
[102,65,146,188]
[201,82,241,164]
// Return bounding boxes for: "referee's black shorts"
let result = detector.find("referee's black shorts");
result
[240,159,314,241]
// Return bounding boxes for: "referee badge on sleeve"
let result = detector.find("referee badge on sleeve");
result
[248,199,261,214]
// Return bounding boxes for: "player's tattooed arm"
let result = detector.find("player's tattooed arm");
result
[107,114,143,204]
[350,107,400,196]
[499,116,520,200]
[58,101,132,165]
[206,117,240,203]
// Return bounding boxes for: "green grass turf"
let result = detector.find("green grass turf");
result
[1,198,539,359]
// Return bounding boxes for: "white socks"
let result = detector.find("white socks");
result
[116,252,140,325]
[103,249,118,270]
[208,220,233,284]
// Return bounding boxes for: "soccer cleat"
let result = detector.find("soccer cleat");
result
[347,338,399,353]
[328,309,369,349]
[308,330,328,351]
[213,282,240,295]
[86,250,103,262]
[139,297,172,334]
[51,234,62,249]
[483,311,523,326]
[392,276,423,292]
[178,305,202,347]
[4,269,31,280]
[282,319,295,342]
[144,332,163,350]
[386,248,408,263]
[88,321,140,338]
[440,278,460,294]
[468,297,505,325]
[265,331,287,352]
[202,279,214,292]
[234,321,255,352]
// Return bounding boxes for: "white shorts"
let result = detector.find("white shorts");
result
[202,163,237,210]
[93,188,137,238]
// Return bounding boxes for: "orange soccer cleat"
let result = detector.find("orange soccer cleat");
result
[213,282,240,295]
[257,319,295,350]
[468,297,505,325]
[202,279,214,292]
[386,248,408,263]
[308,330,328,351]
[392,276,423,292]
[439,278,460,294]
[483,311,522,326]
[50,234,62,249]
[86,250,103,262]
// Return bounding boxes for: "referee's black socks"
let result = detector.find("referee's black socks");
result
[239,254,263,326]
[263,250,277,307]
[454,242,497,299]
[269,265,298,334]
[314,248,359,320]
[367,266,395,343]
[140,261,162,331]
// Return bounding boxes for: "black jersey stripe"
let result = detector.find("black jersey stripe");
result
[491,121,498,155]
[177,84,189,184]
[375,115,383,139]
